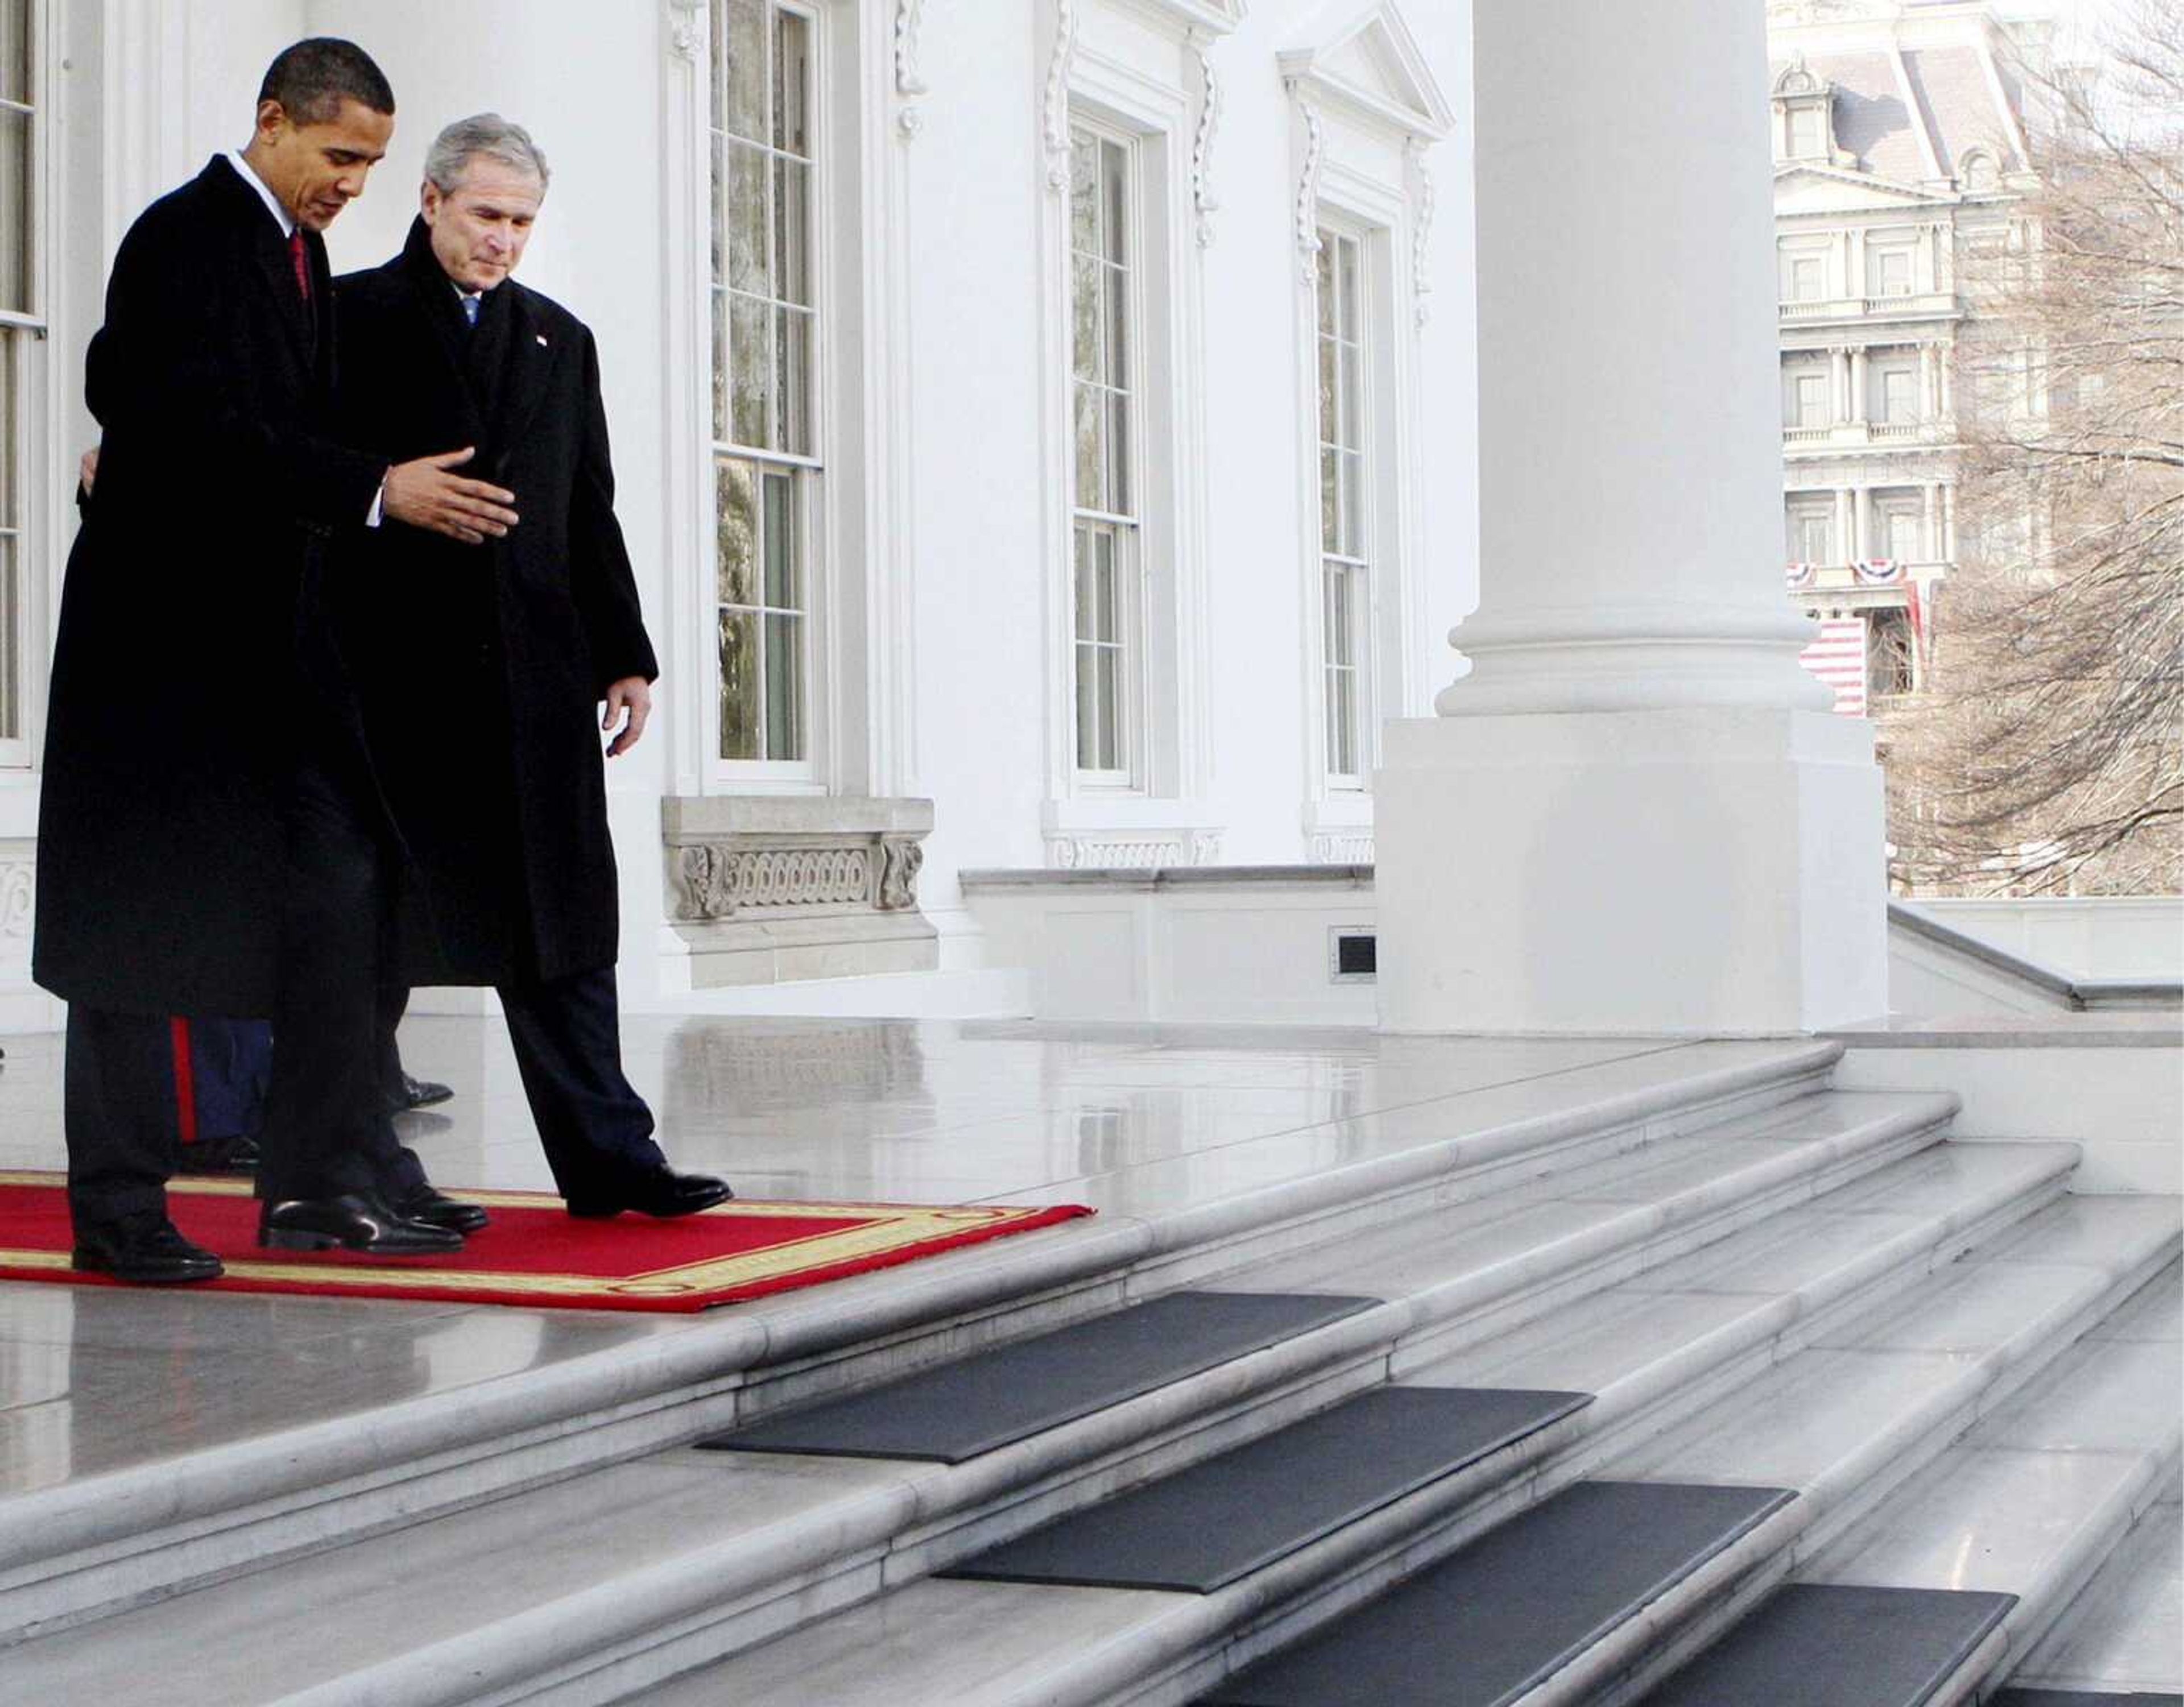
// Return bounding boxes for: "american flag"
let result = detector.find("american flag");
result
[1800,615,1868,717]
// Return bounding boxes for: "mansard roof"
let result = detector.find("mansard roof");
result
[1767,7,2031,188]
[1279,2,1454,139]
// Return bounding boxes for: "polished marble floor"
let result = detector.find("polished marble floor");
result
[0,1017,1764,1496]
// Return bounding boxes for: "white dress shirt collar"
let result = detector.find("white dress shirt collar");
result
[224,148,297,240]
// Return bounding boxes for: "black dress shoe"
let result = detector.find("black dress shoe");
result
[386,1072,454,1114]
[73,1216,224,1285]
[176,1132,260,1175]
[566,1167,734,1220]
[258,1192,465,1254]
[394,1183,490,1235]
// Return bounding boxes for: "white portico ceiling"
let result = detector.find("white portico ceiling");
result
[1279,2,1454,139]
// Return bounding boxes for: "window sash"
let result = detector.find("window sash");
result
[710,0,817,773]
[1313,226,1374,784]
[1068,121,1140,784]
[0,0,38,761]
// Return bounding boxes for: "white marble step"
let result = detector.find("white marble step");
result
[1221,1088,1969,1364]
[0,1101,2005,1707]
[0,1042,1844,1644]
[1791,1267,2182,1707]
[1569,1198,2184,1707]
[2004,1467,2183,1700]
[623,1195,2178,1707]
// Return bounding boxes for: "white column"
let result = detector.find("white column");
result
[1376,0,1887,1035]
[1920,343,1938,419]
[1851,485,1870,560]
[1942,483,1958,562]
[1923,483,1941,562]
[1849,348,1869,423]
[1836,487,1855,564]
[1833,347,1853,422]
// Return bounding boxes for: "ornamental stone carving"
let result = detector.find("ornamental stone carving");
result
[895,0,929,136]
[667,0,706,63]
[1190,39,1224,246]
[662,797,938,987]
[1294,98,1326,284]
[1043,0,1079,190]
[879,839,924,910]
[1044,830,1223,869]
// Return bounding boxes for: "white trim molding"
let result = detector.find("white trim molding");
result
[892,0,928,136]
[1293,101,1324,283]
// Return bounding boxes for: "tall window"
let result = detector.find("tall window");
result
[0,0,36,756]
[1869,246,1914,298]
[711,0,814,768]
[1867,607,1916,699]
[1787,106,1823,159]
[1786,499,1835,565]
[1314,228,1371,784]
[1069,124,1136,781]
[1877,364,1918,424]
[1788,255,1825,301]
[1790,370,1830,429]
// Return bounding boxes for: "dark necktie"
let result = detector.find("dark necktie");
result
[288,229,310,303]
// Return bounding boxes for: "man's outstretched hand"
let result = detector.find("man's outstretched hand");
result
[603,677,652,757]
[383,448,519,545]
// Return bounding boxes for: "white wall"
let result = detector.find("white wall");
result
[1916,897,2183,981]
[18,0,1482,1026]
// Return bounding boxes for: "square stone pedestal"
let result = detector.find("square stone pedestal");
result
[1374,707,1888,1035]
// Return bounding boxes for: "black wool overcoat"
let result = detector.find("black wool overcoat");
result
[34,156,387,1017]
[330,221,657,988]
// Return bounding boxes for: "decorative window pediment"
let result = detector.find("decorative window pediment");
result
[1278,2,1454,141]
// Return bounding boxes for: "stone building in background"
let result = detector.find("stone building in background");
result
[1768,0,2048,718]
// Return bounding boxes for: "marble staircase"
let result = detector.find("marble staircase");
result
[0,1040,2175,1707]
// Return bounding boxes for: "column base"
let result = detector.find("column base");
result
[1374,707,1888,1035]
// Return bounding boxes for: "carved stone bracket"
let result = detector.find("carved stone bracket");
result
[1043,0,1079,191]
[1407,135,1436,326]
[1190,38,1223,246]
[1294,97,1325,284]
[894,0,929,138]
[667,0,706,64]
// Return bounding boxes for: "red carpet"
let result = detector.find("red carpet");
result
[0,1172,1093,1313]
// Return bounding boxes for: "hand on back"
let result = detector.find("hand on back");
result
[383,448,519,545]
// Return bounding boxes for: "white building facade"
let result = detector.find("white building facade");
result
[0,0,1891,1038]
[1768,0,2043,716]
[0,0,1483,1026]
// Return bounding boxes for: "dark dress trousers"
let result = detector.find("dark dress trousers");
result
[38,156,415,1227]
[333,220,665,1199]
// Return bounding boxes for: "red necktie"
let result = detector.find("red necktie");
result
[288,228,311,303]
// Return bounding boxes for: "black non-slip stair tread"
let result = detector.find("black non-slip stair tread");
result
[702,1291,1381,1464]
[1635,1583,2017,1707]
[1198,1479,1796,1706]
[1992,1694,2184,1707]
[945,1385,1591,1594]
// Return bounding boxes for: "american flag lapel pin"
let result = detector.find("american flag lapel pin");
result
[536,333,549,346]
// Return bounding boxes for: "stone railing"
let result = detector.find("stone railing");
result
[661,796,937,987]
[1780,291,1959,322]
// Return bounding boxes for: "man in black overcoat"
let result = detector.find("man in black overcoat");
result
[333,115,729,1220]
[38,43,525,1281]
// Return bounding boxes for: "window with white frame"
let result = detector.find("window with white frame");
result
[1314,226,1371,785]
[1788,255,1825,301]
[1876,362,1919,424]
[710,0,816,770]
[0,0,37,759]
[1788,367,1831,429]
[1068,122,1138,783]
[1786,496,1835,565]
[1877,494,1924,562]
[1868,243,1916,298]
[1787,105,1825,159]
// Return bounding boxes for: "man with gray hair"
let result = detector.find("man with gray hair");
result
[332,114,730,1222]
